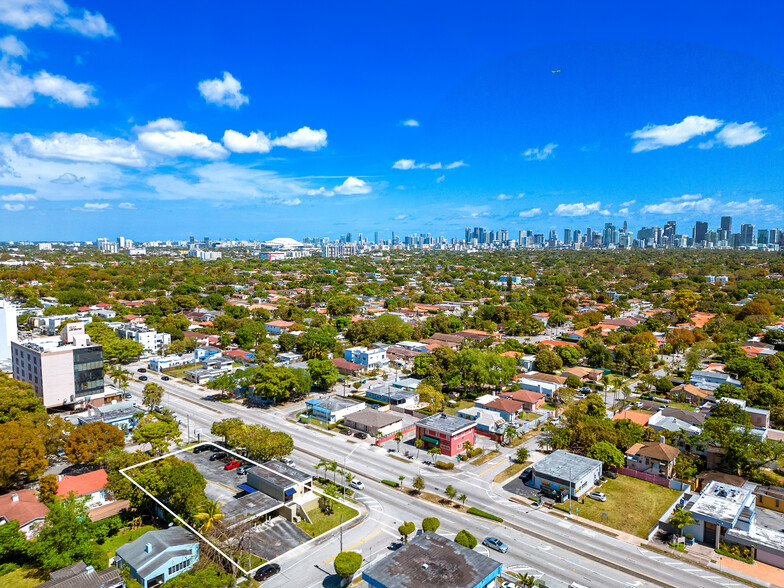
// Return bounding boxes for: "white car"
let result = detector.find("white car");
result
[279,457,294,466]
[587,491,607,502]
[349,479,364,490]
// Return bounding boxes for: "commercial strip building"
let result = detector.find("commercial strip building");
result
[415,412,477,457]
[362,531,502,588]
[11,322,115,409]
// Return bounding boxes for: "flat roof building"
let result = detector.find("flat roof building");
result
[415,412,476,457]
[531,450,603,499]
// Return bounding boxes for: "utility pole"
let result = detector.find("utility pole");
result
[569,466,573,515]
[340,514,343,552]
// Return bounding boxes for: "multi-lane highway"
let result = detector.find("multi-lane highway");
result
[119,368,753,588]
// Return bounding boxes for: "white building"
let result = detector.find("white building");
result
[116,324,171,353]
[0,299,18,364]
[344,346,388,369]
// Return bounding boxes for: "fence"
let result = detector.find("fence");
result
[617,467,670,488]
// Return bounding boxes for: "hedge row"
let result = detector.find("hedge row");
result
[435,461,455,470]
[382,479,399,487]
[467,507,503,522]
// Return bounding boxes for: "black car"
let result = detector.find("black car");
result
[339,429,353,436]
[137,368,147,373]
[209,452,226,461]
[605,470,618,479]
[254,563,280,582]
[139,375,148,381]
[354,431,368,439]
[194,444,214,454]
[161,375,170,381]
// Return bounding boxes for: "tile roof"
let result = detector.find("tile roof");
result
[0,489,49,527]
[611,410,651,427]
[57,470,107,498]
[626,442,680,462]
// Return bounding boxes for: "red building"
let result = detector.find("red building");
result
[415,412,476,457]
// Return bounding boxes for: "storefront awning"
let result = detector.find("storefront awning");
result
[421,435,440,445]
[284,488,296,496]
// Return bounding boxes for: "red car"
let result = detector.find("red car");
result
[224,460,242,471]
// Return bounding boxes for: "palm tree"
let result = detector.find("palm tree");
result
[315,458,327,481]
[395,431,403,452]
[344,471,353,497]
[398,475,405,488]
[109,365,130,395]
[509,572,536,587]
[669,509,695,537]
[414,438,423,459]
[194,499,225,534]
[328,460,338,483]
[459,493,467,505]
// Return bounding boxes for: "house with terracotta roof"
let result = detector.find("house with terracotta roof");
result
[264,320,295,334]
[689,312,716,329]
[625,442,680,477]
[57,469,111,511]
[331,357,364,376]
[500,389,545,411]
[0,489,49,538]
[672,383,714,405]
[479,397,525,422]
[562,366,604,383]
[611,409,652,427]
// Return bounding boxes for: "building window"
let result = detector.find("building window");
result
[168,560,189,575]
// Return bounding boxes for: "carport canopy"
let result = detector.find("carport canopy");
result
[238,484,258,493]
[421,435,440,445]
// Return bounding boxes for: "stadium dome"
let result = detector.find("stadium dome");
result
[262,237,305,249]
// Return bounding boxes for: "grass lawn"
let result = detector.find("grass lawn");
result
[470,449,501,466]
[100,524,159,558]
[444,400,474,415]
[494,461,531,484]
[560,475,681,538]
[667,402,694,411]
[297,500,359,538]
[0,567,47,588]
[541,402,557,411]
[518,411,539,421]
[161,365,192,379]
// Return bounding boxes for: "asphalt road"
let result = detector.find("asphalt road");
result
[117,367,749,588]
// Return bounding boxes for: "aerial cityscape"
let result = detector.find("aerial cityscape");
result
[1,2,784,588]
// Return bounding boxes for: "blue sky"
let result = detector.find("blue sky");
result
[1,1,783,241]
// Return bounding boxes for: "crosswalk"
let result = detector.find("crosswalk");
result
[636,547,742,586]
[355,494,384,514]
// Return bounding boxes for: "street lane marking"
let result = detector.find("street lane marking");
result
[478,459,508,476]
[322,529,383,564]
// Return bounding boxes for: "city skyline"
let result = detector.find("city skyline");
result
[0,1,783,241]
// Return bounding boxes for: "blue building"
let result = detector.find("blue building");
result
[363,532,502,588]
[115,527,199,588]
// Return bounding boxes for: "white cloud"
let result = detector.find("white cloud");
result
[0,35,28,58]
[73,201,109,212]
[621,199,636,207]
[306,187,335,197]
[333,176,370,195]
[641,195,779,217]
[552,201,609,216]
[631,115,722,152]
[3,203,26,211]
[271,126,327,151]
[715,122,767,147]
[1,193,36,201]
[618,207,629,216]
[523,143,558,161]
[435,175,445,183]
[672,193,702,201]
[51,172,83,183]
[0,1,114,37]
[59,9,114,37]
[518,208,542,218]
[394,214,407,220]
[13,132,147,166]
[135,118,229,161]
[497,193,524,200]
[0,62,96,108]
[198,71,248,108]
[400,119,419,127]
[393,158,465,170]
[222,130,271,154]
[457,205,490,218]
[118,202,135,209]
[280,198,301,206]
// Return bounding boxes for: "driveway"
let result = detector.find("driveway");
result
[240,516,312,561]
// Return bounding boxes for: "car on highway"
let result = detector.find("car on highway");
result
[161,375,170,381]
[137,368,147,373]
[349,479,364,490]
[224,460,242,471]
[482,537,508,553]
[279,456,294,466]
[587,491,607,502]
[254,563,280,582]
[124,392,132,399]
[209,452,226,461]
[139,375,147,381]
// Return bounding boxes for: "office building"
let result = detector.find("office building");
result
[721,216,732,233]
[0,299,18,365]
[740,224,755,246]
[11,323,111,409]
[693,221,708,244]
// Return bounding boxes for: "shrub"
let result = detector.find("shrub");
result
[334,551,363,578]
[454,529,477,549]
[435,461,455,470]
[466,447,483,458]
[382,479,399,487]
[467,507,503,522]
[421,517,440,532]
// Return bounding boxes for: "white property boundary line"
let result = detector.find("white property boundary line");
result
[119,442,361,577]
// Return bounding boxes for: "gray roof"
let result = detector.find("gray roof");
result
[308,397,362,412]
[221,488,280,523]
[248,460,311,490]
[416,412,475,435]
[366,384,417,402]
[532,450,602,482]
[38,562,124,588]
[115,527,196,575]
[344,407,403,428]
[362,532,501,588]
[661,407,706,425]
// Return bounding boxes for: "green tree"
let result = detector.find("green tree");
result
[207,372,237,398]
[416,383,446,412]
[65,422,125,464]
[398,521,415,543]
[413,475,425,494]
[422,517,441,532]
[534,347,563,374]
[164,566,235,588]
[669,509,696,537]
[0,421,48,489]
[334,551,363,579]
[108,365,130,396]
[308,358,339,389]
[454,529,477,550]
[0,520,27,560]
[38,474,59,504]
[459,493,467,505]
[278,332,296,351]
[193,499,225,534]
[327,295,360,316]
[142,382,164,410]
[30,496,95,572]
[587,441,624,470]
[445,484,457,502]
[132,416,181,455]
[210,417,244,446]
[516,446,530,463]
[0,373,46,423]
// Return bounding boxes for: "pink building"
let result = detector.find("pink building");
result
[415,412,476,457]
